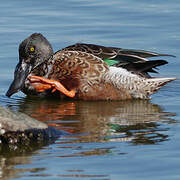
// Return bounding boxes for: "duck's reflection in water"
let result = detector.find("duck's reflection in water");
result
[0,96,177,178]
[17,97,176,145]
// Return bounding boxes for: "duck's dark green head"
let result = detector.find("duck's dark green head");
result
[6,33,53,97]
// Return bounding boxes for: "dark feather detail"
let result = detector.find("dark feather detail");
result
[114,48,175,58]
[115,60,168,78]
[63,43,175,64]
[111,54,148,63]
[62,43,172,77]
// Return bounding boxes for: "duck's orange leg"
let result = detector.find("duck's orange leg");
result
[28,75,76,98]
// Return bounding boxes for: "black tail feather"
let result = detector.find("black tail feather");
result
[117,60,168,78]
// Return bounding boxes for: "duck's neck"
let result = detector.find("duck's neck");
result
[31,56,54,77]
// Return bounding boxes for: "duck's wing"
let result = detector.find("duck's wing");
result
[115,60,168,78]
[62,43,174,66]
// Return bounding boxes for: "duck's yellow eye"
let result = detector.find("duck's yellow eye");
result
[30,47,35,52]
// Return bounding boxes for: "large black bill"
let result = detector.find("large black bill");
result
[6,62,31,97]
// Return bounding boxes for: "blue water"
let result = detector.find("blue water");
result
[0,0,180,179]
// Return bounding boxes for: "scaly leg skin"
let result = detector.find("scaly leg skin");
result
[30,82,52,92]
[28,75,76,98]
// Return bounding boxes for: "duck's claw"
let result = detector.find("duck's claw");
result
[28,75,76,98]
[51,88,57,93]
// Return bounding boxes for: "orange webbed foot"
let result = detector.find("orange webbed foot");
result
[28,76,76,98]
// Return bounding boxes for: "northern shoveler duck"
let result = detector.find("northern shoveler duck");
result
[6,33,176,100]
